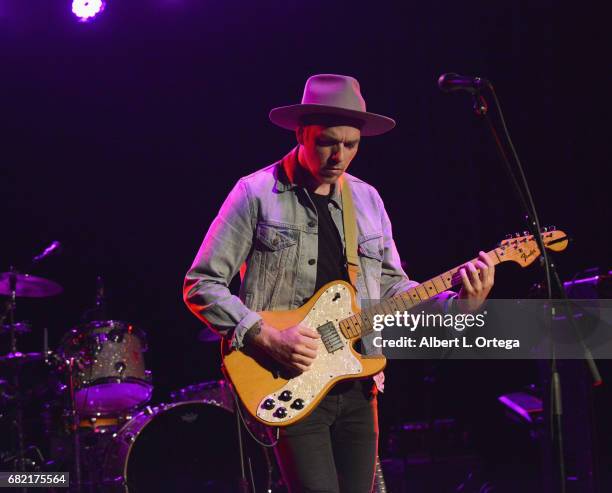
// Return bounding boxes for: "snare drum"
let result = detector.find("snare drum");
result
[59,321,152,415]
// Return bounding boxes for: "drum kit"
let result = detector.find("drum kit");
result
[0,260,280,492]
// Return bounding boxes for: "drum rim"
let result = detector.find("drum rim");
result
[77,376,153,388]
[59,320,148,352]
[169,379,233,411]
[74,378,153,414]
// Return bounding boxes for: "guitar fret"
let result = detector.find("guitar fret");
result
[444,271,455,288]
[380,299,394,317]
[492,248,503,263]
[340,320,351,338]
[408,289,421,303]
[432,276,446,293]
[415,284,428,301]
[360,310,372,332]
[401,293,415,309]
[345,317,359,338]
[394,293,408,311]
[424,280,439,295]
[388,296,402,313]
[338,321,348,338]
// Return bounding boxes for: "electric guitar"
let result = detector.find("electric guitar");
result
[222,229,568,426]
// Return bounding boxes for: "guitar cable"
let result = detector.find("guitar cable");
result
[231,388,280,448]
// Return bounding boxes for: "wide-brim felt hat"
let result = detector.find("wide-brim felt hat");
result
[269,74,396,136]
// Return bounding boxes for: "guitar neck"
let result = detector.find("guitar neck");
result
[338,247,504,340]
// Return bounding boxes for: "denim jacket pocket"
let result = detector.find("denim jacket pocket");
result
[357,232,384,295]
[252,222,300,309]
[358,232,384,262]
[256,222,299,251]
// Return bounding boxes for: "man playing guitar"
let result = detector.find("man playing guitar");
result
[184,74,494,492]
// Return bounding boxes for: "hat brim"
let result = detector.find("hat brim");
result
[269,104,396,136]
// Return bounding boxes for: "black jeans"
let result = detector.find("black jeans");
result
[273,380,378,493]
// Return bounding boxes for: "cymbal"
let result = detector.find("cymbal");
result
[0,273,63,298]
[0,322,32,336]
[0,352,44,366]
[198,328,221,343]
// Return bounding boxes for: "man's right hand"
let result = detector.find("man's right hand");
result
[250,321,320,373]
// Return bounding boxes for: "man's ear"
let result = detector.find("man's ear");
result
[296,126,305,145]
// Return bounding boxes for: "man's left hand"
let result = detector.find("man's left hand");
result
[458,251,495,312]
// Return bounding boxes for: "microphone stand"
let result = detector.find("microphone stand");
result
[466,84,602,493]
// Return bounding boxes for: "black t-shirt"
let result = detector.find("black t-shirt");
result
[310,192,349,292]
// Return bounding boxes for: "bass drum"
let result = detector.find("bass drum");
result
[100,401,275,492]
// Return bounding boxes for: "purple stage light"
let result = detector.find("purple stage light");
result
[72,0,105,22]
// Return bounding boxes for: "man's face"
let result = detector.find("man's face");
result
[297,125,361,186]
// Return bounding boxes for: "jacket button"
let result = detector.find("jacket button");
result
[308,259,316,265]
[308,221,316,228]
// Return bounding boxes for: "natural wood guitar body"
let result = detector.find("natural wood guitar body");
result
[222,280,385,426]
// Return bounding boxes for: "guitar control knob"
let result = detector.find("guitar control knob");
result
[274,407,287,419]
[262,399,275,410]
[279,390,293,401]
[291,399,305,410]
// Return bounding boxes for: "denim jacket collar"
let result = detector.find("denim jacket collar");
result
[275,147,342,209]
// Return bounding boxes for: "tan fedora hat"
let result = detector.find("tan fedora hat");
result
[269,74,396,136]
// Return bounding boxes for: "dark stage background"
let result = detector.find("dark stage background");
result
[1,0,609,487]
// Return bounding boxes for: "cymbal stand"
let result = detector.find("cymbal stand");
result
[3,268,27,493]
[6,268,18,355]
[67,358,83,493]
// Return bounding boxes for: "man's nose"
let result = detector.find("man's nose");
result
[331,144,344,162]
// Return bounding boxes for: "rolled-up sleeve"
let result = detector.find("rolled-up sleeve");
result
[183,178,261,349]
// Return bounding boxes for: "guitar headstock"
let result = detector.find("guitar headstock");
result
[496,228,569,267]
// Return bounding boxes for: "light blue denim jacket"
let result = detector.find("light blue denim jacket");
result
[183,148,455,355]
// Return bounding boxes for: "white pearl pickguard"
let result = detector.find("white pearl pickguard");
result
[256,283,362,424]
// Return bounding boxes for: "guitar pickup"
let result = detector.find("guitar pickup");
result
[317,321,344,353]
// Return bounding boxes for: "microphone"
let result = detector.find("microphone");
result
[32,241,62,264]
[438,73,490,94]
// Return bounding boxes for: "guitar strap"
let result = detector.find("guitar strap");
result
[340,177,360,289]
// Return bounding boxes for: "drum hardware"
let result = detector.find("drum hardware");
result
[57,320,153,416]
[80,275,108,324]
[53,315,153,493]
[0,264,62,483]
[0,322,32,336]
[66,357,84,492]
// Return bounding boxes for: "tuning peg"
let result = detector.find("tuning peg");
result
[505,234,513,240]
[515,232,521,238]
[523,230,529,236]
[541,226,548,232]
[550,225,556,231]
